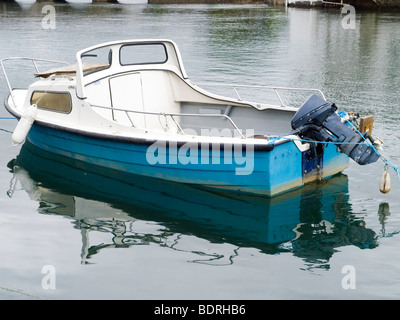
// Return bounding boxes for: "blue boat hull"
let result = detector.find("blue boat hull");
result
[26,123,349,197]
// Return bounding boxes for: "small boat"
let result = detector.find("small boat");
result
[1,39,382,197]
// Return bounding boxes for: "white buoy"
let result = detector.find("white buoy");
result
[379,165,391,194]
[12,104,37,146]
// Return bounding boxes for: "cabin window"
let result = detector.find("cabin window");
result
[31,91,72,113]
[81,47,112,75]
[119,43,168,65]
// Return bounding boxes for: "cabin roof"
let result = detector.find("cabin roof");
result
[35,62,108,78]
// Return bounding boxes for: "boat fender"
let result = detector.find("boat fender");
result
[12,104,37,147]
[379,165,391,194]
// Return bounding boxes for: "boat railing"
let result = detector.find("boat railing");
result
[91,104,246,139]
[194,82,326,108]
[1,57,70,108]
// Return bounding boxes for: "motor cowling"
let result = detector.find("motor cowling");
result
[291,94,379,165]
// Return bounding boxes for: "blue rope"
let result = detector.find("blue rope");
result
[0,118,15,134]
[342,116,400,183]
[267,135,374,146]
[267,114,400,183]
[0,128,12,134]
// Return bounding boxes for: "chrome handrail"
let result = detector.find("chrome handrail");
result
[91,104,246,139]
[193,82,326,107]
[1,57,69,108]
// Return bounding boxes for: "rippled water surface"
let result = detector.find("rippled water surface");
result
[1,2,400,299]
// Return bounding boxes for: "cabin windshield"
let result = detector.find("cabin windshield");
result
[80,46,112,75]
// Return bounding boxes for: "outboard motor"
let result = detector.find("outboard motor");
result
[291,94,379,165]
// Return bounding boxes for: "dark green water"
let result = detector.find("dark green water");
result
[0,2,399,299]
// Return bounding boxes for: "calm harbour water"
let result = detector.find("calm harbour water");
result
[0,1,400,300]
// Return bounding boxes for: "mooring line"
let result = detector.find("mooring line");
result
[267,122,400,183]
[0,116,15,134]
[343,117,400,183]
[0,117,15,134]
[0,128,12,134]
[0,286,46,300]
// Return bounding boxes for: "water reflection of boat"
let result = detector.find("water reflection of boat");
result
[8,141,377,266]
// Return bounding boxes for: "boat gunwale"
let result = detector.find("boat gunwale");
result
[4,93,281,152]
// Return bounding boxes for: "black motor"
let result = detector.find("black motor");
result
[291,94,379,165]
